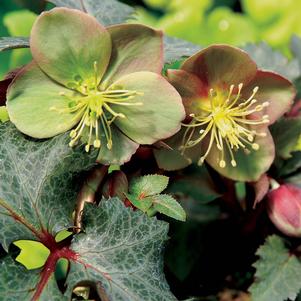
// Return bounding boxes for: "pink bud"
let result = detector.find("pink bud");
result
[267,181,301,237]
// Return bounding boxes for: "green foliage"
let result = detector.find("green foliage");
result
[3,10,36,69]
[271,117,301,159]
[127,175,186,221]
[0,122,175,300]
[243,42,300,81]
[0,107,9,122]
[138,0,301,55]
[49,0,135,26]
[249,235,301,301]
[0,122,97,251]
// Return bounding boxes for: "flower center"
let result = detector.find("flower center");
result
[181,83,270,168]
[50,62,143,152]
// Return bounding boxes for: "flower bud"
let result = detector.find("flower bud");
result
[267,181,301,237]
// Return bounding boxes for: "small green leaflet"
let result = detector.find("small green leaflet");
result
[127,175,186,221]
[249,235,301,301]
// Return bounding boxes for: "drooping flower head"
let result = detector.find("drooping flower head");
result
[155,45,296,181]
[6,8,185,165]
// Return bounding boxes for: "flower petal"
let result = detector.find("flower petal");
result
[205,128,275,181]
[96,125,139,165]
[167,69,209,116]
[154,128,201,171]
[242,70,296,125]
[110,71,185,144]
[100,24,163,89]
[30,7,111,88]
[7,62,81,138]
[181,45,257,88]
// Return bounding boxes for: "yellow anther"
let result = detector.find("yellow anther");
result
[219,160,226,168]
[49,64,143,153]
[94,139,101,148]
[252,143,260,150]
[70,130,77,138]
[181,83,269,167]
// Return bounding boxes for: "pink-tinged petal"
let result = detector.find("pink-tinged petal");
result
[167,69,209,116]
[181,44,257,88]
[7,62,82,138]
[268,183,301,237]
[100,24,163,89]
[206,128,275,181]
[96,125,139,166]
[30,8,111,88]
[242,70,296,125]
[110,71,185,145]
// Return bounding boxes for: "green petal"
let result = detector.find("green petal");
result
[110,71,185,144]
[100,24,163,89]
[154,128,201,171]
[96,125,139,165]
[206,128,275,181]
[7,62,81,138]
[181,45,257,88]
[30,8,111,88]
[242,70,296,125]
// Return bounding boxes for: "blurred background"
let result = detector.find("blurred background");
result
[1,0,301,79]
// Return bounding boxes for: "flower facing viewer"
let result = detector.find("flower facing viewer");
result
[6,8,185,165]
[155,45,296,181]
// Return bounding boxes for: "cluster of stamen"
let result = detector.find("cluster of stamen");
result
[181,83,270,168]
[50,62,143,152]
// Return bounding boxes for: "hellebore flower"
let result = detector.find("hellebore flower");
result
[267,180,301,237]
[154,45,296,181]
[6,8,185,165]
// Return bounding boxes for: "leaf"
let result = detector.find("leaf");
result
[167,165,221,204]
[0,256,67,301]
[270,117,301,159]
[0,123,176,300]
[130,174,169,197]
[243,42,300,81]
[279,151,301,177]
[0,37,29,51]
[0,122,97,251]
[152,194,186,221]
[49,0,135,26]
[126,193,153,212]
[67,199,177,301]
[0,106,9,122]
[163,36,202,64]
[249,235,301,301]
[291,35,301,71]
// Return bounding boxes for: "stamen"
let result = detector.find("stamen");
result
[48,63,143,152]
[181,83,269,167]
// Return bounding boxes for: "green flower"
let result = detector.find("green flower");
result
[154,45,296,181]
[6,8,185,165]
